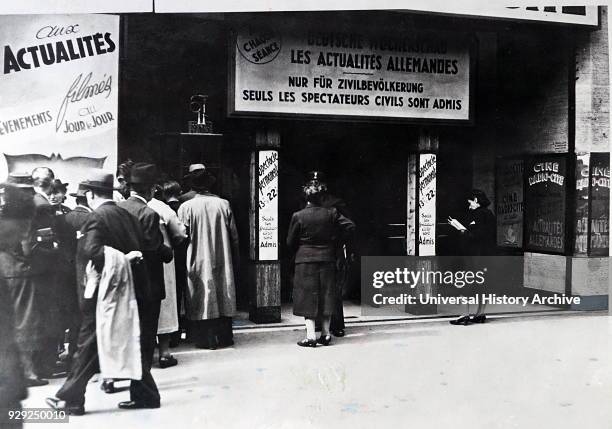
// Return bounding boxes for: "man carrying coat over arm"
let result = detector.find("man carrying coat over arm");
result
[119,163,173,409]
[46,172,150,415]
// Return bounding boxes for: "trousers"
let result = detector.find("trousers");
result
[129,299,161,405]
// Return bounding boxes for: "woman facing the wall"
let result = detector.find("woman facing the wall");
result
[287,178,355,347]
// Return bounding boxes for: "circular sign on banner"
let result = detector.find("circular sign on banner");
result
[236,28,282,65]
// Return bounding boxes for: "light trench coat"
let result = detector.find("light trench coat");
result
[177,193,239,320]
[148,198,187,334]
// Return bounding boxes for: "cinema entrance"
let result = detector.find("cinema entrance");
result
[257,121,475,309]
[277,122,415,302]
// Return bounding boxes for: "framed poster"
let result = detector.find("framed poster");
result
[495,158,524,248]
[524,154,567,254]
[589,153,609,256]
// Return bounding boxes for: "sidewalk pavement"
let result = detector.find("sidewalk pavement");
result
[23,312,612,429]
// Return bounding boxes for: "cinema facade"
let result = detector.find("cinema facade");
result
[1,6,609,322]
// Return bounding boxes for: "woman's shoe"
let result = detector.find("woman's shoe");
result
[317,335,332,346]
[449,315,472,326]
[471,314,487,324]
[297,338,317,348]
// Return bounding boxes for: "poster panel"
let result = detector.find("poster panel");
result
[574,154,590,255]
[258,150,278,260]
[0,14,119,201]
[495,158,524,248]
[589,153,609,256]
[232,22,470,121]
[418,153,436,256]
[524,155,567,254]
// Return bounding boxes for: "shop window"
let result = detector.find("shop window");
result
[497,153,609,257]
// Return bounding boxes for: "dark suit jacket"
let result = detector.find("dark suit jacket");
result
[79,201,151,303]
[32,192,55,229]
[64,206,92,289]
[30,192,58,274]
[119,196,173,301]
[65,206,92,233]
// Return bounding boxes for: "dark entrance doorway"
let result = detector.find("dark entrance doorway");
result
[278,121,417,302]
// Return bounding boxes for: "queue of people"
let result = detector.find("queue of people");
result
[0,161,244,416]
[0,162,359,418]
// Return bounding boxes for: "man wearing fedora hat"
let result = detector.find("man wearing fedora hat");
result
[47,171,151,415]
[177,164,238,349]
[178,163,211,204]
[119,163,173,409]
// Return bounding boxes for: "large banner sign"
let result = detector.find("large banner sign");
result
[0,14,119,197]
[231,24,470,121]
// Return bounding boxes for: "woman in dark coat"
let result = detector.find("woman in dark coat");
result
[448,189,496,325]
[287,179,355,347]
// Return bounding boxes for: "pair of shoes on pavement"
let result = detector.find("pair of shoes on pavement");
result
[46,397,160,415]
[449,314,487,325]
[297,335,332,347]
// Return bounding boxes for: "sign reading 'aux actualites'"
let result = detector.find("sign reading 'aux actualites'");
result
[232,25,470,121]
[0,14,119,197]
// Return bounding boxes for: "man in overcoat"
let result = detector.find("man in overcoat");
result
[46,172,151,415]
[119,163,173,408]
